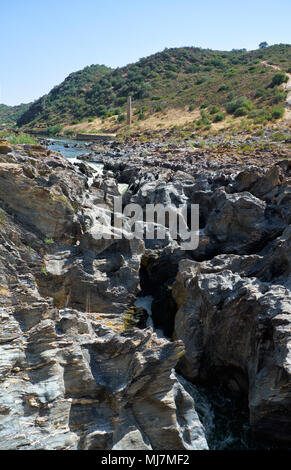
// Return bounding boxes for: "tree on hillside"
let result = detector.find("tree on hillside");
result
[259,42,268,49]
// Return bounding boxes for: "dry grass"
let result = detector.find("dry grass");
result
[62,107,245,135]
[0,285,10,296]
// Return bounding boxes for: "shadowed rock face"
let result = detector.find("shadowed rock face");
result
[172,229,291,443]
[0,144,207,450]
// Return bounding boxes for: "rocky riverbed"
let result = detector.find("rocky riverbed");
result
[0,134,290,449]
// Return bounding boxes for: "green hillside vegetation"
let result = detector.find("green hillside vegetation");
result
[250,44,291,72]
[17,44,291,130]
[0,103,31,126]
[17,64,111,127]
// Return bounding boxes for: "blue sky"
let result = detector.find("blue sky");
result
[1,0,290,105]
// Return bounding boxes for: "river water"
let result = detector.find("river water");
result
[51,137,259,450]
[48,138,129,193]
[47,137,103,175]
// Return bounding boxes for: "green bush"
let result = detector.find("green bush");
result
[154,105,164,113]
[44,238,54,245]
[213,112,225,122]
[271,72,288,87]
[217,85,229,92]
[248,108,269,124]
[196,76,209,85]
[0,130,11,138]
[234,107,249,117]
[209,105,220,114]
[64,129,74,136]
[271,132,291,142]
[272,90,286,104]
[117,114,126,123]
[226,96,254,115]
[255,88,267,98]
[196,109,211,128]
[200,109,209,120]
[271,107,284,119]
[8,134,38,145]
[45,125,63,136]
[256,129,265,136]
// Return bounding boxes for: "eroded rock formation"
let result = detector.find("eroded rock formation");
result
[103,145,291,445]
[0,142,207,450]
[1,136,291,449]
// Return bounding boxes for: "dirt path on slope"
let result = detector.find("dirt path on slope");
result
[261,61,291,121]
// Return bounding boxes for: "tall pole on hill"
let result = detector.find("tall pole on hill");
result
[127,96,132,126]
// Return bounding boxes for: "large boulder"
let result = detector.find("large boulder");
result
[199,189,285,255]
[0,152,84,242]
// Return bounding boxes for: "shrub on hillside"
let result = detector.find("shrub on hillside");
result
[248,108,269,123]
[234,107,249,117]
[64,129,74,136]
[45,125,63,136]
[117,114,126,123]
[271,107,284,119]
[272,90,286,104]
[271,72,288,87]
[255,88,268,99]
[185,65,200,74]
[213,112,225,122]
[226,96,254,115]
[196,76,209,85]
[195,109,211,128]
[217,85,229,92]
[271,132,291,142]
[154,105,164,113]
[209,105,220,114]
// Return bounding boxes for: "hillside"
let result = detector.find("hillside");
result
[17,44,291,132]
[0,102,31,126]
[17,64,111,128]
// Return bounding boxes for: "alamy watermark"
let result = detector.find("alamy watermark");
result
[96,197,199,251]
